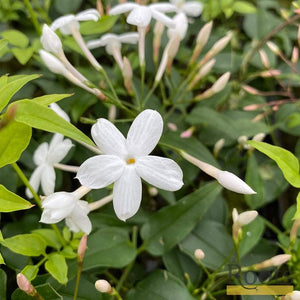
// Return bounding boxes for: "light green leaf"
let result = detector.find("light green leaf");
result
[0,269,6,300]
[80,16,119,35]
[32,229,62,250]
[31,94,73,106]
[11,47,34,65]
[0,74,8,89]
[21,265,39,282]
[0,185,32,212]
[293,193,300,220]
[233,1,257,14]
[141,182,222,256]
[127,270,195,300]
[0,40,8,53]
[45,253,68,284]
[1,30,29,47]
[60,246,77,259]
[0,121,32,168]
[0,253,4,265]
[0,74,40,112]
[1,234,46,256]
[248,141,300,188]
[11,100,94,146]
[82,227,136,270]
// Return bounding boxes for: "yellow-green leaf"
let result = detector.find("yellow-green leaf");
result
[248,141,300,188]
[0,185,32,212]
[31,94,73,106]
[1,30,29,47]
[11,47,34,65]
[45,253,68,284]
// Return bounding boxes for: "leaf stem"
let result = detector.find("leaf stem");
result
[23,0,41,35]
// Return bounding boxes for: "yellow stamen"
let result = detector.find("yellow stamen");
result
[127,158,135,164]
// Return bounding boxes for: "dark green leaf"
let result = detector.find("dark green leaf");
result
[0,269,6,300]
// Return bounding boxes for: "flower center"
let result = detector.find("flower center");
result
[126,158,135,165]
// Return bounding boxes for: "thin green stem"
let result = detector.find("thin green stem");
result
[262,217,282,235]
[143,82,158,109]
[23,0,41,35]
[11,162,66,247]
[100,69,120,104]
[73,261,83,300]
[36,256,47,268]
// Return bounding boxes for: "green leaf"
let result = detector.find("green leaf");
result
[1,30,29,47]
[248,141,300,188]
[0,74,40,112]
[0,185,32,212]
[60,246,77,259]
[82,227,136,270]
[80,16,119,35]
[45,253,68,284]
[181,220,233,270]
[294,193,300,220]
[1,234,46,256]
[141,182,222,256]
[233,1,257,14]
[127,270,195,300]
[0,121,32,168]
[0,269,7,300]
[0,74,8,89]
[31,94,73,106]
[11,100,94,146]
[32,229,62,250]
[21,265,39,281]
[239,217,265,257]
[245,155,265,209]
[0,40,8,53]
[12,283,63,300]
[11,47,34,65]
[0,253,4,265]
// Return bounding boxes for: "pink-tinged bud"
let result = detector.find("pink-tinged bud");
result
[283,290,300,300]
[243,104,261,111]
[194,249,205,260]
[153,21,164,65]
[95,280,112,293]
[108,105,117,121]
[122,57,133,95]
[211,72,230,93]
[292,46,299,64]
[166,36,181,73]
[180,127,194,138]
[254,254,291,270]
[213,138,225,157]
[97,0,105,15]
[266,41,280,55]
[260,69,281,77]
[106,4,111,14]
[78,234,88,262]
[167,123,177,131]
[242,85,261,96]
[16,274,37,296]
[188,59,216,90]
[189,21,213,65]
[259,50,270,68]
[290,219,300,242]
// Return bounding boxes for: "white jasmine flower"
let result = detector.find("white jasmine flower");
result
[40,186,92,234]
[167,12,188,41]
[87,33,139,68]
[285,291,300,300]
[41,24,63,56]
[109,2,176,66]
[76,109,183,221]
[232,208,258,227]
[51,9,100,35]
[170,0,203,17]
[26,134,73,198]
[109,3,176,28]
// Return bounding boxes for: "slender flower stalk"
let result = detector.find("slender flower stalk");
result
[180,151,256,194]
[89,194,113,211]
[53,163,79,173]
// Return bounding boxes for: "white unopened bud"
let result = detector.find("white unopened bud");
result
[194,249,205,260]
[266,41,280,55]
[216,170,256,194]
[153,21,165,64]
[260,69,281,77]
[252,133,266,143]
[254,254,291,270]
[211,72,230,93]
[41,24,63,55]
[259,50,270,68]
[242,85,261,96]
[122,57,133,94]
[95,280,112,293]
[236,210,258,226]
[238,135,250,150]
[213,138,225,157]
[148,187,158,196]
[39,50,68,75]
[292,46,299,64]
[284,291,300,300]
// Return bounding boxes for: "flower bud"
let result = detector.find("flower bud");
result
[290,219,300,242]
[252,133,266,143]
[108,105,117,122]
[97,0,105,15]
[211,72,230,93]
[292,46,299,64]
[215,170,256,194]
[78,234,87,262]
[122,57,133,95]
[41,24,63,56]
[260,69,281,77]
[180,127,194,138]
[194,249,205,260]
[39,50,68,76]
[95,280,112,293]
[254,254,291,270]
[16,274,37,296]
[148,187,158,196]
[237,135,250,150]
[266,41,280,55]
[236,211,258,226]
[259,50,270,68]
[213,138,225,157]
[284,291,300,300]
[242,85,261,96]
[167,123,177,131]
[153,21,164,65]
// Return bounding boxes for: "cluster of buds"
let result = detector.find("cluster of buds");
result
[237,133,266,151]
